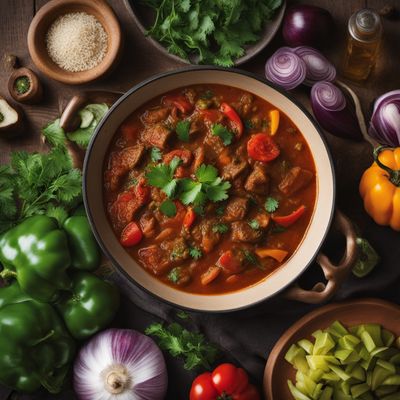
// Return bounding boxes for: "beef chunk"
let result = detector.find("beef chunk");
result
[204,132,225,155]
[245,164,270,195]
[105,145,145,190]
[141,123,172,149]
[222,154,248,180]
[279,167,313,196]
[161,237,189,263]
[167,266,191,286]
[253,212,270,229]
[192,147,205,172]
[192,219,222,253]
[224,197,249,222]
[109,191,143,230]
[138,245,170,275]
[141,107,170,125]
[140,211,157,238]
[231,221,263,243]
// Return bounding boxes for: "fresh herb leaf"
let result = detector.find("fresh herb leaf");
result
[176,120,191,142]
[160,199,177,217]
[179,179,203,205]
[194,204,205,216]
[146,157,181,198]
[211,123,233,146]
[42,119,66,148]
[150,147,162,162]
[189,246,203,260]
[205,180,231,202]
[145,322,219,370]
[168,268,181,283]
[46,205,69,227]
[248,219,260,230]
[177,310,190,320]
[216,205,225,216]
[195,164,218,183]
[212,223,229,234]
[243,250,263,269]
[265,197,279,213]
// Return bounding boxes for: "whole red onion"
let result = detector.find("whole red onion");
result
[282,5,334,48]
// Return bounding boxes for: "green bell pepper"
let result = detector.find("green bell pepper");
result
[63,215,101,271]
[0,215,72,302]
[56,271,120,340]
[0,282,75,393]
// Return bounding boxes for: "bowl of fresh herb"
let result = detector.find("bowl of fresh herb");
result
[123,0,286,67]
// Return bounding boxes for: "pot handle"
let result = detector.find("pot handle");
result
[284,210,358,304]
[59,90,123,132]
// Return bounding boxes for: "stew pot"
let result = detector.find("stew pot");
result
[83,67,357,312]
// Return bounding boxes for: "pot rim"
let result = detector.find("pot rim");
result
[83,66,336,313]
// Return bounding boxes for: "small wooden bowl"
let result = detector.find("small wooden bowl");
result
[263,299,400,400]
[8,67,43,104]
[27,0,122,85]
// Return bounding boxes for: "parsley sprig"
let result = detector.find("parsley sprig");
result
[145,322,219,370]
[146,156,181,198]
[211,124,233,146]
[265,197,279,213]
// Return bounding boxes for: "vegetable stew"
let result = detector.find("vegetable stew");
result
[103,84,316,294]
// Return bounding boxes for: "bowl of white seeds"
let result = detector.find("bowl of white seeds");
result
[27,0,122,85]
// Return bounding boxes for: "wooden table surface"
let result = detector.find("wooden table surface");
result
[1,0,400,399]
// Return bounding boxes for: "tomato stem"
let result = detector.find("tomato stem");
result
[373,146,400,186]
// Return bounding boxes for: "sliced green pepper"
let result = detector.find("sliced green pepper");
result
[0,215,71,302]
[56,271,119,340]
[0,282,75,393]
[63,215,101,271]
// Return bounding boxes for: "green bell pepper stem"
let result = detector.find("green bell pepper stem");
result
[0,269,17,280]
[0,215,72,302]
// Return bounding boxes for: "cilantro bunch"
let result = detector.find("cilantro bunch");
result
[141,0,283,66]
[0,147,82,233]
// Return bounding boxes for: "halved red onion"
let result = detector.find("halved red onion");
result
[265,47,306,90]
[369,90,400,146]
[294,46,336,86]
[311,81,362,141]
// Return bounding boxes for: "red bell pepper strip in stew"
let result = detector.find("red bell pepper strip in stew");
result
[272,205,306,227]
[190,363,260,400]
[120,222,143,247]
[183,207,196,230]
[220,103,243,137]
[136,177,151,204]
[163,94,193,114]
[217,251,243,274]
[247,133,280,163]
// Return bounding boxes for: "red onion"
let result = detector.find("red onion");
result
[369,90,400,146]
[293,46,336,86]
[282,5,334,48]
[74,329,168,400]
[265,47,306,90]
[311,81,362,141]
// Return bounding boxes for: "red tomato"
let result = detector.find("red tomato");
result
[247,133,280,163]
[272,205,306,227]
[217,251,243,274]
[120,222,143,247]
[163,94,193,114]
[190,364,260,400]
[190,373,219,400]
[220,103,243,137]
[183,207,196,229]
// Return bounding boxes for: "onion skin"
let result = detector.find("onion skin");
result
[369,90,400,146]
[311,81,363,141]
[74,328,168,400]
[265,47,306,90]
[293,46,336,86]
[282,5,334,48]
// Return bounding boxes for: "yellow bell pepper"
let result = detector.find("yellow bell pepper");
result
[359,146,400,231]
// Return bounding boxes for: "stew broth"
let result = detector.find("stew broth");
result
[103,84,316,294]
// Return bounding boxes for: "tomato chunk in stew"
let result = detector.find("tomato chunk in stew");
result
[103,84,316,294]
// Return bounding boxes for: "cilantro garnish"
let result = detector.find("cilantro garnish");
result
[216,205,225,216]
[243,250,263,270]
[189,246,203,260]
[244,119,254,130]
[146,156,181,198]
[168,268,180,283]
[212,223,229,234]
[271,224,287,234]
[160,199,177,217]
[176,120,191,142]
[145,322,219,370]
[211,124,233,146]
[248,219,260,230]
[150,147,162,162]
[265,197,279,213]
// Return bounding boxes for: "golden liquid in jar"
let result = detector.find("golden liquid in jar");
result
[343,37,380,81]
